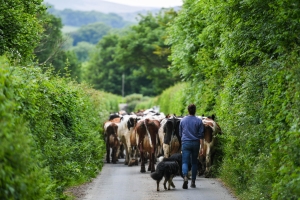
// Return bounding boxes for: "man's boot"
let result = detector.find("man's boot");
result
[191,179,196,188]
[182,176,188,189]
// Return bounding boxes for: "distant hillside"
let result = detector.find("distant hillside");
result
[47,6,133,28]
[44,0,158,13]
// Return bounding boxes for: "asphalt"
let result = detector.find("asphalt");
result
[79,158,237,200]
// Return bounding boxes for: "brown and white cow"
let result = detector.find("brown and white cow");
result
[104,120,120,164]
[198,115,222,177]
[135,117,160,173]
[117,114,140,166]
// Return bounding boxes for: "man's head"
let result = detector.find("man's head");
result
[188,104,196,115]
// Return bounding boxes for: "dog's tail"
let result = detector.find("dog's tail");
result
[150,163,165,181]
[150,171,163,181]
[158,156,164,162]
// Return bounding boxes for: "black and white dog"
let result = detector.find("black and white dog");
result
[150,161,179,191]
[159,153,183,178]
[159,153,192,179]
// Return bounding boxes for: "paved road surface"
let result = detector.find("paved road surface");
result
[80,159,237,200]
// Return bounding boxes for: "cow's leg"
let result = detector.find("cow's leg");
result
[163,143,170,158]
[198,153,205,176]
[112,146,116,164]
[118,143,125,159]
[140,151,146,173]
[147,154,151,171]
[156,145,161,158]
[116,143,120,161]
[153,145,157,171]
[128,146,135,166]
[124,136,131,165]
[106,140,110,163]
[121,136,129,165]
[152,152,156,172]
[129,146,138,166]
[148,152,155,172]
[205,144,211,178]
[156,180,160,191]
[134,146,139,165]
[139,141,146,172]
[127,135,137,166]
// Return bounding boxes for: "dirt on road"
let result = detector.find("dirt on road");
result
[66,159,237,200]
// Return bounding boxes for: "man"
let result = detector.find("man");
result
[179,104,204,189]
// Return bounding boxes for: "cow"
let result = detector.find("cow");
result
[117,114,140,166]
[156,117,168,158]
[104,121,120,164]
[163,116,182,158]
[197,115,222,178]
[135,118,160,173]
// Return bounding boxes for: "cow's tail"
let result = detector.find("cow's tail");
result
[144,119,153,148]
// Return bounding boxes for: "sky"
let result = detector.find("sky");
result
[104,0,183,8]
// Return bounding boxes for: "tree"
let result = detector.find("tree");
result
[32,9,82,82]
[0,0,46,63]
[34,11,64,65]
[114,9,180,96]
[85,9,180,96]
[69,22,111,45]
[51,50,82,82]
[85,34,124,94]
[70,42,96,62]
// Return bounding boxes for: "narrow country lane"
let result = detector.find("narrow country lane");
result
[75,158,237,200]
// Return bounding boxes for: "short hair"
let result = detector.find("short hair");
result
[188,104,196,115]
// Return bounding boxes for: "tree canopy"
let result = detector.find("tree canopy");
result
[0,0,46,63]
[166,0,300,199]
[69,22,112,45]
[85,9,180,96]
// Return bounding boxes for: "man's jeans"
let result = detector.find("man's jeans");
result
[182,140,200,180]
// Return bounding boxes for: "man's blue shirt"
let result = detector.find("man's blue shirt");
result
[179,115,204,143]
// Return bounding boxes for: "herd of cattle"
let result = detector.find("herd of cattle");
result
[103,108,222,179]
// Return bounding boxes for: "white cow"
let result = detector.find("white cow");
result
[117,114,141,166]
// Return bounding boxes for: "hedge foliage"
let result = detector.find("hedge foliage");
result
[163,0,300,199]
[0,58,55,199]
[0,56,120,199]
[134,83,187,115]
